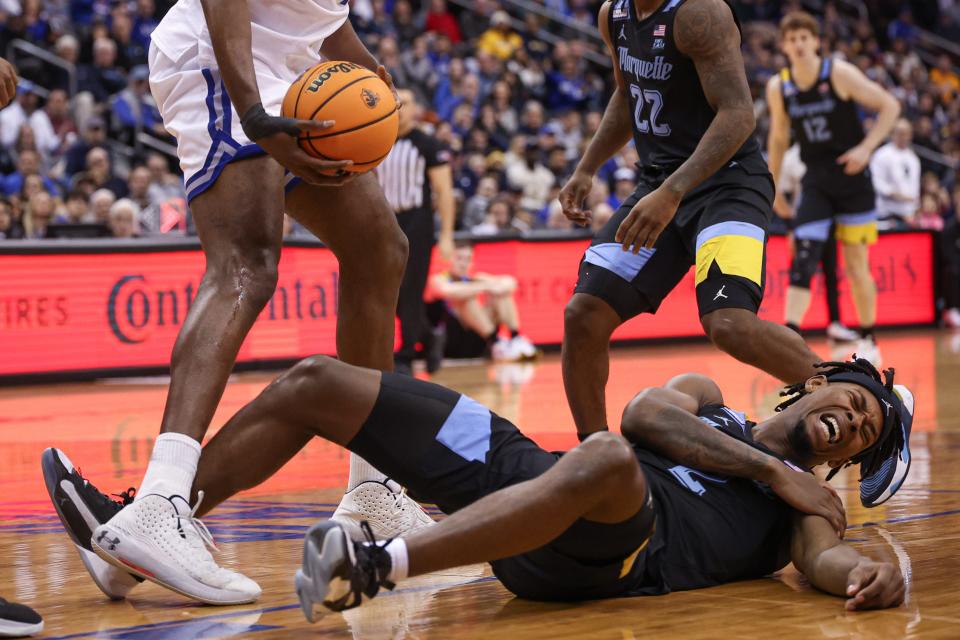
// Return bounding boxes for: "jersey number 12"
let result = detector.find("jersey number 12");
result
[630,85,671,137]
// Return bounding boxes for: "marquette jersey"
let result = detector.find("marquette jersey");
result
[150,0,348,80]
[631,403,798,593]
[780,58,865,175]
[608,0,761,170]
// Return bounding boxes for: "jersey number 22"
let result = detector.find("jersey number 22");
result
[630,85,671,137]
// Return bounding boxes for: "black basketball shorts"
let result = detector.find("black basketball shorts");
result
[347,373,657,601]
[794,171,877,246]
[574,164,774,320]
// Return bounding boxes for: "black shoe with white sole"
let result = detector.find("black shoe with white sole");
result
[41,448,143,599]
[295,521,394,622]
[0,598,43,637]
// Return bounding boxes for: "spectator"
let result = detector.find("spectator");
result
[401,37,438,103]
[0,198,21,239]
[461,175,499,230]
[89,188,116,225]
[108,198,141,238]
[547,57,589,112]
[3,150,58,196]
[913,193,945,231]
[489,81,518,133]
[132,0,159,51]
[145,152,185,202]
[77,38,126,103]
[85,147,129,197]
[64,116,108,177]
[609,167,636,210]
[518,100,545,137]
[929,54,960,101]
[870,118,921,230]
[477,11,523,61]
[49,35,81,93]
[459,0,494,42]
[22,191,55,239]
[472,196,526,235]
[29,89,77,165]
[426,240,539,361]
[55,190,92,224]
[391,0,421,47]
[506,140,554,214]
[110,65,164,144]
[110,3,148,67]
[425,0,461,44]
[0,82,40,148]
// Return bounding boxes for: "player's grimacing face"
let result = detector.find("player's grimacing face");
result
[782,29,820,63]
[794,382,884,463]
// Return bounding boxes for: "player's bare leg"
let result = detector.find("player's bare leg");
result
[158,157,286,443]
[562,293,623,438]
[841,242,880,363]
[453,298,497,338]
[285,174,406,373]
[286,176,434,538]
[785,286,814,328]
[91,157,287,605]
[842,242,877,328]
[701,308,820,383]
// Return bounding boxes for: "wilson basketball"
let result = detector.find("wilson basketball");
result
[281,61,399,174]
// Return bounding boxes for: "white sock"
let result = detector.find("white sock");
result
[348,454,388,490]
[383,538,408,582]
[136,433,202,501]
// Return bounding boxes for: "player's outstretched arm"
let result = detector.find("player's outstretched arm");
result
[559,1,633,226]
[765,75,793,219]
[662,0,756,198]
[832,60,901,175]
[790,513,905,610]
[200,0,355,184]
[621,378,846,535]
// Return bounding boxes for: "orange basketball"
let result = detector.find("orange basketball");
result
[282,61,399,174]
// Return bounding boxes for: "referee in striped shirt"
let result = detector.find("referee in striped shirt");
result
[375,88,456,375]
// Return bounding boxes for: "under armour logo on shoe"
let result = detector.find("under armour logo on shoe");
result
[97,531,120,551]
[713,286,728,301]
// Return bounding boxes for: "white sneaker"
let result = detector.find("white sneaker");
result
[491,337,521,362]
[826,322,860,342]
[854,338,882,367]
[944,308,960,329]
[331,480,436,541]
[91,493,261,605]
[510,335,541,360]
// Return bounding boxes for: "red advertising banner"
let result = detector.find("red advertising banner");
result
[0,233,934,378]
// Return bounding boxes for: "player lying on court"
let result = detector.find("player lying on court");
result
[45,356,912,614]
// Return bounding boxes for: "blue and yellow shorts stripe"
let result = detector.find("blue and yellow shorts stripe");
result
[694,220,766,287]
[835,211,878,245]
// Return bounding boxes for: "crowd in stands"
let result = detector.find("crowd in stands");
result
[0,1,957,254]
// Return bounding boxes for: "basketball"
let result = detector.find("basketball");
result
[281,61,399,174]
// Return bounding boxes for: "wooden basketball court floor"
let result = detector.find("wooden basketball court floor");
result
[2,329,959,639]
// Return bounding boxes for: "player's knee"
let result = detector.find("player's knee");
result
[208,248,280,307]
[702,308,755,356]
[564,296,614,343]
[578,431,638,485]
[788,240,822,288]
[278,355,339,400]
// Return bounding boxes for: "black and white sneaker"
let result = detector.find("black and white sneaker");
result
[295,521,394,622]
[41,448,142,599]
[0,598,43,637]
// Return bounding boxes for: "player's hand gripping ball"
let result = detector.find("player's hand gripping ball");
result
[282,61,399,174]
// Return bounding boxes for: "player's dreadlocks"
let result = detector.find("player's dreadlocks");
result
[775,357,903,481]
